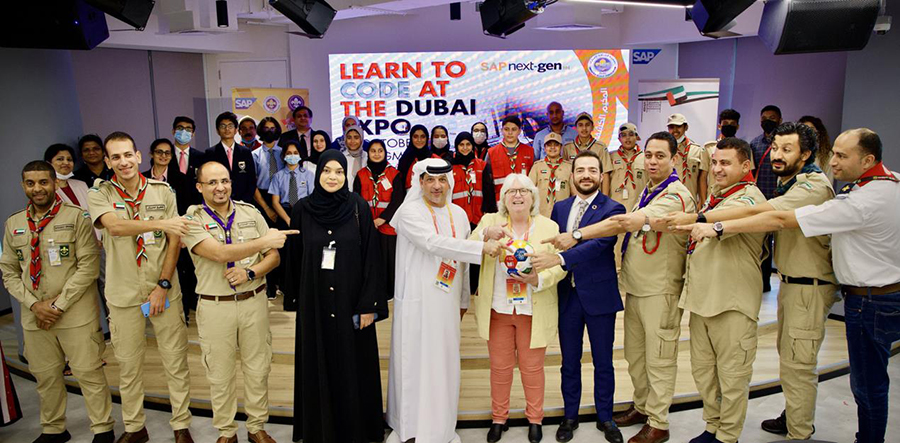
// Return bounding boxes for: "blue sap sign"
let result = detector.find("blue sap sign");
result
[234,97,257,110]
[632,49,661,65]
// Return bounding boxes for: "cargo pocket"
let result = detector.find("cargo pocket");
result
[788,327,821,365]
[656,328,680,362]
[739,335,758,367]
[91,327,107,361]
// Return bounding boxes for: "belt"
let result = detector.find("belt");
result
[199,284,266,302]
[842,282,900,297]
[779,275,836,286]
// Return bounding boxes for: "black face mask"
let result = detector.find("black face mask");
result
[259,129,280,143]
[761,119,778,135]
[721,125,738,138]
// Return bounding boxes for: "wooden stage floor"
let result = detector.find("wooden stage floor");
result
[0,278,854,422]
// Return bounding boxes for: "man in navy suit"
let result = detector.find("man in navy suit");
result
[204,112,259,204]
[531,150,626,443]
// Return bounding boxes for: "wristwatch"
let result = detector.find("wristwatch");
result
[572,229,583,242]
[157,279,172,290]
[246,268,256,281]
[713,222,725,237]
[697,213,707,223]
[641,216,652,233]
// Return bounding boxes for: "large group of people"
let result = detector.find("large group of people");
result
[0,99,896,443]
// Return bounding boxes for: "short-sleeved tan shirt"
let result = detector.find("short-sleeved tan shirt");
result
[528,159,572,218]
[680,183,767,321]
[621,180,696,297]
[768,171,836,282]
[183,200,270,296]
[88,178,182,308]
[563,138,610,167]
[700,140,717,194]
[1,204,100,330]
[674,138,704,198]
[607,149,647,211]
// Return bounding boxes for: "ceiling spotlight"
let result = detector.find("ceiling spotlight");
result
[270,0,337,38]
[216,0,228,28]
[480,0,558,38]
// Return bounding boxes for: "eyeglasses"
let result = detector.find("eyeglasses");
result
[153,150,172,157]
[218,123,236,130]
[200,179,232,186]
[505,188,530,196]
[175,126,194,132]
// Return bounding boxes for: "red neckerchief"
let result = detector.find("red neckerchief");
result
[465,162,476,203]
[687,171,754,254]
[546,157,563,204]
[617,148,641,192]
[504,142,521,173]
[678,138,693,180]
[109,175,150,266]
[27,196,63,290]
[573,136,596,155]
[839,162,898,194]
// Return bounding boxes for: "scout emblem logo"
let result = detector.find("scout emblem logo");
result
[154,230,163,238]
[238,161,247,172]
[59,245,70,257]
[15,249,23,261]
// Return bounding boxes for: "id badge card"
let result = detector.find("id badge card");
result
[623,188,629,200]
[469,170,476,183]
[321,241,336,270]
[238,235,252,265]
[381,177,392,190]
[47,240,62,267]
[142,230,156,245]
[434,258,457,292]
[506,278,527,305]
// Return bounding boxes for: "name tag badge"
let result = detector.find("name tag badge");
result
[47,240,62,266]
[321,241,336,270]
[434,258,457,293]
[142,231,156,245]
[381,177,392,190]
[469,170,478,181]
[506,278,527,305]
[239,235,252,265]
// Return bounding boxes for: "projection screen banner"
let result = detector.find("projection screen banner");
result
[329,50,631,164]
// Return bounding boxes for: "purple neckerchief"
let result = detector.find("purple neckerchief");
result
[621,170,680,255]
[202,201,237,287]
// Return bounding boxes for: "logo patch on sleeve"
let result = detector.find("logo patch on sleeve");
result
[13,229,26,235]
[59,245,70,257]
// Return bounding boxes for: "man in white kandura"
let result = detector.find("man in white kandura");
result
[386,158,507,443]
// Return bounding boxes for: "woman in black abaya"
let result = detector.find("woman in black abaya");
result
[288,149,388,443]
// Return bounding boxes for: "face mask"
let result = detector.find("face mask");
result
[473,131,487,144]
[56,172,74,180]
[241,135,256,144]
[432,137,449,149]
[761,119,778,134]
[720,125,738,138]
[174,129,192,145]
[259,129,279,143]
[284,154,301,166]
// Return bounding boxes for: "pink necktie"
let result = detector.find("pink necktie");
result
[226,146,233,169]
[179,151,187,174]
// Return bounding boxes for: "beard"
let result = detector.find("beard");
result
[575,178,600,195]
[772,160,803,177]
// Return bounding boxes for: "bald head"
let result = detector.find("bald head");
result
[547,101,564,126]
[197,161,229,183]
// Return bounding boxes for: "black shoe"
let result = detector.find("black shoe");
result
[596,421,624,443]
[555,419,578,442]
[528,424,543,443]
[688,431,716,443]
[33,430,71,443]
[760,410,787,435]
[486,423,509,442]
[92,431,115,443]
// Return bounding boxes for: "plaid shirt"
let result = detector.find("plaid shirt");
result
[751,133,778,199]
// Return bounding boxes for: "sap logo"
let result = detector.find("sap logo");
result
[633,49,661,65]
[234,98,257,110]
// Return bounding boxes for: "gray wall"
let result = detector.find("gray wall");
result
[0,48,86,312]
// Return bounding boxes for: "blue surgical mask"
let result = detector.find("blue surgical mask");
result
[174,129,192,145]
[284,154,301,165]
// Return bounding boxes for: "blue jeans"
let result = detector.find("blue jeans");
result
[844,290,900,443]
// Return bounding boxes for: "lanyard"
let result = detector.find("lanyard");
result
[754,141,774,182]
[424,200,456,238]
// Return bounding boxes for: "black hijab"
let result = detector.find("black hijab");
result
[366,139,388,177]
[300,149,355,226]
[451,131,476,166]
[309,130,331,165]
[397,124,431,177]
[471,122,491,159]
[430,125,452,161]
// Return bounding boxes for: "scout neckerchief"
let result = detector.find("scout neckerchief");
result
[838,162,899,194]
[678,137,694,180]
[686,171,755,255]
[202,200,237,288]
[775,163,822,197]
[110,174,150,266]
[621,170,679,255]
[504,142,521,174]
[616,147,642,195]
[465,162,477,204]
[573,136,595,156]
[27,196,63,290]
[366,166,387,209]
[545,157,564,204]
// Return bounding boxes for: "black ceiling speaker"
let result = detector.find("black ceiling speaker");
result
[758,0,881,54]
[270,0,337,38]
[480,0,552,38]
[85,0,156,30]
[0,0,109,50]
[691,0,755,37]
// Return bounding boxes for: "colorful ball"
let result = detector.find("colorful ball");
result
[506,239,535,275]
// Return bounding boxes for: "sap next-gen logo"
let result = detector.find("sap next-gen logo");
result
[633,49,661,65]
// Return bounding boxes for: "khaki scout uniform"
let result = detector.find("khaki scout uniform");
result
[768,171,837,440]
[700,141,717,197]
[183,200,273,438]
[0,203,114,435]
[528,158,572,217]
[674,138,704,200]
[680,182,767,443]
[563,137,610,164]
[605,149,647,267]
[619,179,695,430]
[87,178,192,433]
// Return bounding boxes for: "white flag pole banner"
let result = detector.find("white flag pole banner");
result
[637,79,720,144]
